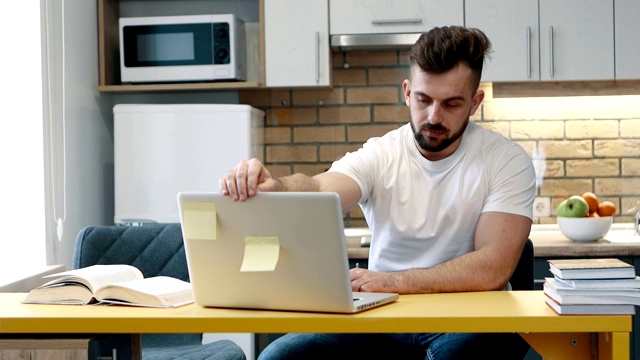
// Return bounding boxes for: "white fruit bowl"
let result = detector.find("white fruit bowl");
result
[557,216,614,242]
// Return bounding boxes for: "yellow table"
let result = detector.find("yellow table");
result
[0,291,631,359]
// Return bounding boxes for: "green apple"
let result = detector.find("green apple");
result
[557,195,590,217]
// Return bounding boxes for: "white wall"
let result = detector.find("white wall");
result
[42,0,115,269]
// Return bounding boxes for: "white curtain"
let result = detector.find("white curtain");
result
[0,2,46,279]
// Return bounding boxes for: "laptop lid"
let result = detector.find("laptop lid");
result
[177,191,398,313]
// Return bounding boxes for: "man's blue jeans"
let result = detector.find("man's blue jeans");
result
[258,332,525,359]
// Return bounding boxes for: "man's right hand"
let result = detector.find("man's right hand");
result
[219,158,282,201]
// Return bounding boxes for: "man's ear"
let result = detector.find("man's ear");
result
[469,89,484,116]
[402,79,411,107]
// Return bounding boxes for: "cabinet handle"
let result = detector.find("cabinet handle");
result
[371,19,423,25]
[526,26,531,78]
[315,31,320,83]
[549,26,555,78]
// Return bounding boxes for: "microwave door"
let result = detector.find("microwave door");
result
[122,23,214,68]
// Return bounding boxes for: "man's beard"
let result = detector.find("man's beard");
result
[411,118,469,153]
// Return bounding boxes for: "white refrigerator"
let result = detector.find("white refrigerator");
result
[114,103,263,359]
[114,103,264,224]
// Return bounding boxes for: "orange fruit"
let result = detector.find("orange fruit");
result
[597,201,617,217]
[588,211,600,218]
[581,192,599,214]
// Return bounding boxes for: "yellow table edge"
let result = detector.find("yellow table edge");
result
[0,291,631,359]
[0,291,630,333]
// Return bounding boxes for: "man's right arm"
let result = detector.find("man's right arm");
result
[219,158,282,201]
[219,158,362,213]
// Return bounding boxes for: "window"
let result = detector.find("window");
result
[0,2,46,281]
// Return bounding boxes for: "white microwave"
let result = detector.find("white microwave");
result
[119,14,246,83]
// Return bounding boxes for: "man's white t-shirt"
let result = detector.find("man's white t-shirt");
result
[329,122,536,272]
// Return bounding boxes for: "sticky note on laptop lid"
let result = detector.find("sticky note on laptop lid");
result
[240,236,280,272]
[182,202,216,240]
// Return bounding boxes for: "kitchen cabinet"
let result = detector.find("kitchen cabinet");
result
[97,0,263,92]
[615,0,640,79]
[0,335,137,360]
[465,0,539,82]
[264,0,330,87]
[465,0,614,82]
[329,0,463,35]
[539,0,614,81]
[0,340,90,360]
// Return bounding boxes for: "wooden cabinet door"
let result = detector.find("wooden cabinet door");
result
[265,0,331,87]
[465,0,539,82]
[329,0,463,35]
[539,0,614,81]
[615,0,640,79]
[0,339,89,360]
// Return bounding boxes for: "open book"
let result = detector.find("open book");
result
[22,265,193,308]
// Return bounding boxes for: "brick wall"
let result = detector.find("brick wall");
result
[240,51,640,226]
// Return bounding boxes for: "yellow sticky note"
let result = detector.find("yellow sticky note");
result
[182,202,216,240]
[240,236,280,272]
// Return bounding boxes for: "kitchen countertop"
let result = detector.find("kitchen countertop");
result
[345,224,640,260]
[530,223,640,257]
[345,228,371,260]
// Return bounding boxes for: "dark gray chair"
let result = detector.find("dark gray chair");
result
[509,239,535,359]
[73,224,246,360]
[510,239,535,291]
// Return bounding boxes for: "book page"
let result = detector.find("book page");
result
[22,282,95,305]
[95,276,193,307]
[42,265,143,292]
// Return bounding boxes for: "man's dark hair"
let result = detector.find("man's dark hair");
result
[409,26,491,91]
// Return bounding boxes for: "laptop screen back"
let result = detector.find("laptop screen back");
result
[177,192,358,313]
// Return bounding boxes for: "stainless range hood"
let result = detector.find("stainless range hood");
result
[330,33,422,51]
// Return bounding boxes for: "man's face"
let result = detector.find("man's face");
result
[402,64,484,161]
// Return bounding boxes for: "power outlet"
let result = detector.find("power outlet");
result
[533,197,551,217]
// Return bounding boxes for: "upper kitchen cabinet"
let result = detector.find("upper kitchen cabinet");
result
[539,0,614,81]
[97,0,263,92]
[615,0,640,79]
[329,0,463,36]
[264,0,330,87]
[466,0,614,82]
[465,0,539,82]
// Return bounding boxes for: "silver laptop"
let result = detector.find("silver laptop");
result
[177,191,398,313]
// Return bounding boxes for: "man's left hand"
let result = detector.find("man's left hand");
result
[350,268,399,293]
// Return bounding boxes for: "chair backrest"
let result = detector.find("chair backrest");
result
[509,238,534,291]
[73,224,189,281]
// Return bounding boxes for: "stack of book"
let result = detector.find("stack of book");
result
[543,258,639,315]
